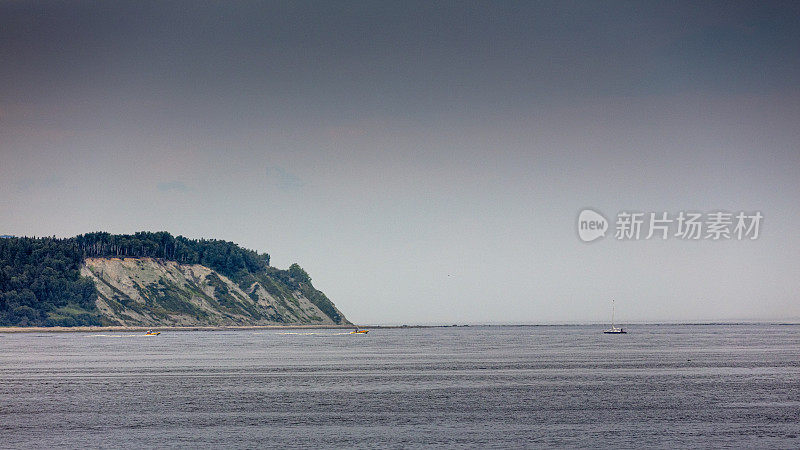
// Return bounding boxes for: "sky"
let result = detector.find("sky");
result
[2,1,800,324]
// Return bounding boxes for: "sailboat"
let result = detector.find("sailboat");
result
[603,299,627,334]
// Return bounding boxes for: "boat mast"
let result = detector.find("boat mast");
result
[611,299,615,328]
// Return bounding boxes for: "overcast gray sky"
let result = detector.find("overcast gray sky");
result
[2,1,799,324]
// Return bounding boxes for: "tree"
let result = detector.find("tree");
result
[288,263,311,283]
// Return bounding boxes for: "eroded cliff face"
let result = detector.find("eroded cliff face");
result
[80,257,350,326]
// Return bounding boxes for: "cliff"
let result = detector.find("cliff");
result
[81,257,350,327]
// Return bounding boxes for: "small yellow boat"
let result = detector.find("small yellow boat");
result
[145,329,161,336]
[350,328,369,334]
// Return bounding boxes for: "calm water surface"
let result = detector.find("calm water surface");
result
[1,325,799,448]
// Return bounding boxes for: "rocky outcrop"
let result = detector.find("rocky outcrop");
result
[80,257,350,327]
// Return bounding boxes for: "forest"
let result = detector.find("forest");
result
[0,236,98,326]
[74,231,271,280]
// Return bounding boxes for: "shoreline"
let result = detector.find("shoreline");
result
[0,324,357,333]
[1,321,799,333]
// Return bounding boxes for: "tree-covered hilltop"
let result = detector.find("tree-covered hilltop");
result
[0,232,346,327]
[75,231,270,279]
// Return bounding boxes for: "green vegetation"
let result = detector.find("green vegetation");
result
[0,232,346,326]
[75,231,270,282]
[0,236,101,326]
[265,263,344,324]
[298,282,344,325]
[288,263,311,283]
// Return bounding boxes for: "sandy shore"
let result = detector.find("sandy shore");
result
[0,324,358,333]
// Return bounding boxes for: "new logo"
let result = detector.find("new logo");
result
[578,209,608,242]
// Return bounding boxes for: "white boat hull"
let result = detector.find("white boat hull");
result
[603,329,626,334]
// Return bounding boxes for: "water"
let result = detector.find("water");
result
[1,324,799,448]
